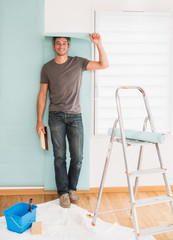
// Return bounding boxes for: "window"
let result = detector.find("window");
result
[94,11,171,135]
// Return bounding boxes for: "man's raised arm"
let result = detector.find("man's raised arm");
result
[86,33,109,71]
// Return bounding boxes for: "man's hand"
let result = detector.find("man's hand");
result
[89,33,102,45]
[36,121,45,136]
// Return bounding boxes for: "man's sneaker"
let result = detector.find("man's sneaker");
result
[59,193,71,208]
[69,190,80,204]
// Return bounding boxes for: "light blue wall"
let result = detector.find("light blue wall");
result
[0,0,91,190]
[0,0,44,186]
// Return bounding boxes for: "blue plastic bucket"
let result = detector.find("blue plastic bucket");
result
[3,202,37,233]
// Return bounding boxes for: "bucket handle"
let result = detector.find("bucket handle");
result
[10,216,36,229]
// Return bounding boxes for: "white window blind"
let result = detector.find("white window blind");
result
[94,11,171,135]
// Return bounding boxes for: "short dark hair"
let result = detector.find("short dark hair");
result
[52,37,71,45]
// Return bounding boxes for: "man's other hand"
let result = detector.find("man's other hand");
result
[36,121,45,136]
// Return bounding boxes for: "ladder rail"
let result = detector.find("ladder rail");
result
[92,118,119,226]
[155,143,173,213]
[116,88,140,237]
[133,117,148,199]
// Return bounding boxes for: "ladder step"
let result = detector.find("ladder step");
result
[130,167,167,176]
[140,223,173,236]
[135,195,173,207]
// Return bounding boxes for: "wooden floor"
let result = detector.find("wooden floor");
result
[0,191,173,240]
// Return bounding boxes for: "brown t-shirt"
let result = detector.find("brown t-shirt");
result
[40,56,90,114]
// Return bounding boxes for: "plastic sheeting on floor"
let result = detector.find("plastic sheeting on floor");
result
[0,199,155,240]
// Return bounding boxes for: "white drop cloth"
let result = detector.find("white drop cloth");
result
[0,199,155,240]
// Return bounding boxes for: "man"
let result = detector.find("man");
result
[36,33,109,208]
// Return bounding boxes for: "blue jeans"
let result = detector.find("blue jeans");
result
[48,111,84,196]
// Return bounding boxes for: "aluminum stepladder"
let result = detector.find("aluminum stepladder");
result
[91,86,173,239]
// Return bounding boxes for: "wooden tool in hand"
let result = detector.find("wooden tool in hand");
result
[40,126,49,151]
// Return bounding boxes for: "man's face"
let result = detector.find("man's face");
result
[53,38,70,56]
